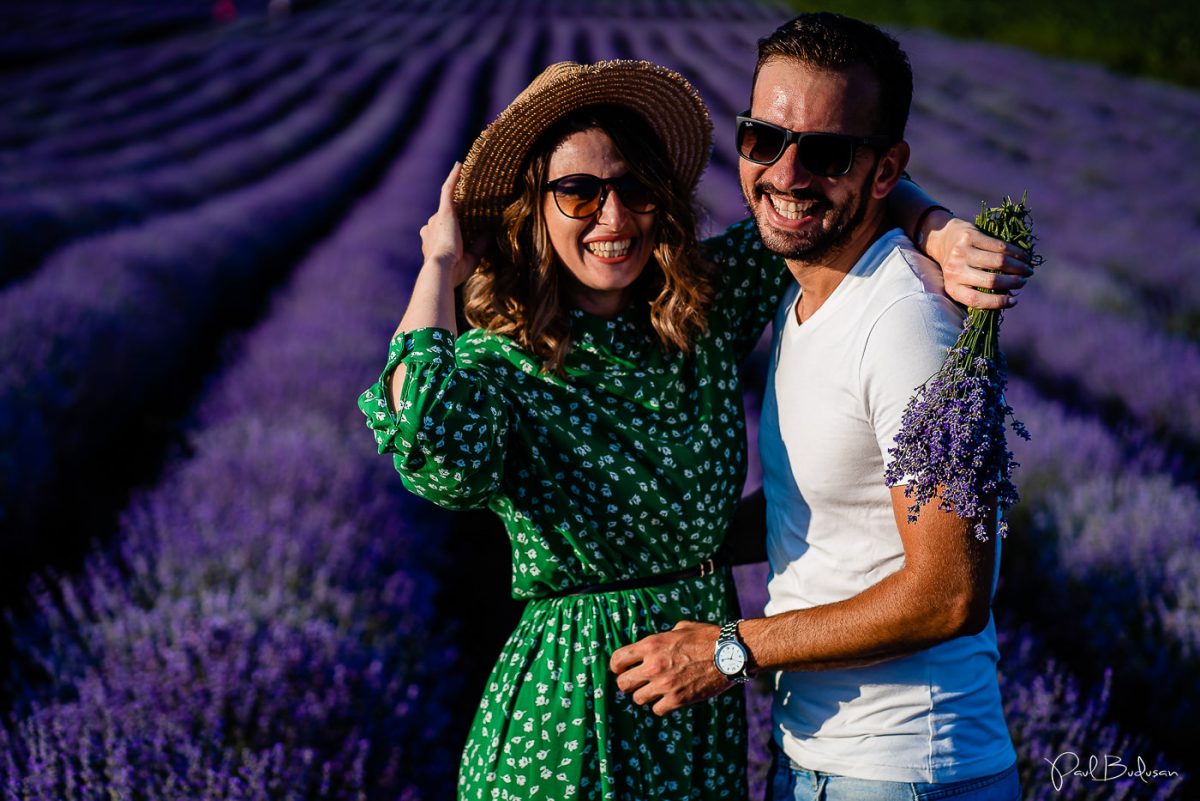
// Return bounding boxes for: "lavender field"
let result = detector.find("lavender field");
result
[1,1,1197,798]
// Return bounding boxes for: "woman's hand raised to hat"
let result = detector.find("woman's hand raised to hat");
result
[420,162,487,287]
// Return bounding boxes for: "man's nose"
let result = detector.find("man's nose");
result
[763,142,814,190]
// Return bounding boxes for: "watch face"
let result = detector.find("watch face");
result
[716,642,746,675]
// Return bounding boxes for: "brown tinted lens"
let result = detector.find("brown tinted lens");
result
[552,175,603,218]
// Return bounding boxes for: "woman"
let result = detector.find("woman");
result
[358,60,1028,800]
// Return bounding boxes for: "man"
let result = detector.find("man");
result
[611,13,1021,800]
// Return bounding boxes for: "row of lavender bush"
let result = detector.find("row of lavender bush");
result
[1004,379,1200,743]
[902,33,1200,327]
[0,47,444,538]
[0,16,512,797]
[0,9,443,158]
[0,44,303,152]
[0,1,228,75]
[0,48,351,189]
[0,54,398,286]
[0,5,1191,797]
[0,7,329,126]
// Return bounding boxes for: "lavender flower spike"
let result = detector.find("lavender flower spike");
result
[885,195,1042,540]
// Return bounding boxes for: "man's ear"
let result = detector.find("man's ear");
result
[871,140,910,199]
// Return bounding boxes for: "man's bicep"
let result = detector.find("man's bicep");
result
[889,485,998,635]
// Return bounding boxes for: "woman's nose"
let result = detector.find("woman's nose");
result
[595,187,632,226]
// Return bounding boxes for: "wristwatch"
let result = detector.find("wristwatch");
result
[713,619,754,683]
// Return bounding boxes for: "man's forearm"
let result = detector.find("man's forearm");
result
[740,492,996,673]
[738,567,975,673]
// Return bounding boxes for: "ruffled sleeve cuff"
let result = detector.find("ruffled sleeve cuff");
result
[357,327,456,456]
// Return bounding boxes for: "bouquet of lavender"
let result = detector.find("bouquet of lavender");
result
[885,195,1043,540]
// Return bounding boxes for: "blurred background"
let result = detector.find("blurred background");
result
[0,0,1197,798]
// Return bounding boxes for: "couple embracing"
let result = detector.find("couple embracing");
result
[359,11,1030,801]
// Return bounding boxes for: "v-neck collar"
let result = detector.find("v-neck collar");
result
[783,227,905,336]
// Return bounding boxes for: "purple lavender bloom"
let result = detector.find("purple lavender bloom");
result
[885,197,1039,540]
[998,625,1185,801]
[0,22,503,797]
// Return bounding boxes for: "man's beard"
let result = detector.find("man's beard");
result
[746,173,871,263]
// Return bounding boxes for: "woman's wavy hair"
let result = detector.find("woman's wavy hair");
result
[462,104,716,373]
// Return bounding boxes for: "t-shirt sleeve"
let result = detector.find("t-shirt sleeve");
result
[700,217,792,363]
[860,292,963,476]
[357,326,513,510]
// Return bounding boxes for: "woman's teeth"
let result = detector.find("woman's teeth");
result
[768,195,820,220]
[585,239,633,258]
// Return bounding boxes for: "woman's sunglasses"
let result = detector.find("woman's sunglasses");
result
[543,173,658,219]
[735,113,892,176]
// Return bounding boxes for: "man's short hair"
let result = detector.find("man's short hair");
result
[754,12,913,143]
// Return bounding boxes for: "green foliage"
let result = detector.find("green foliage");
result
[789,0,1200,88]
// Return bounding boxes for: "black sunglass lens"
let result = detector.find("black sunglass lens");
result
[798,134,855,176]
[738,120,785,163]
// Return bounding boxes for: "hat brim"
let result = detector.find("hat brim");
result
[453,60,713,245]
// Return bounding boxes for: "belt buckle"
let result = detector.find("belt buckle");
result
[699,557,715,577]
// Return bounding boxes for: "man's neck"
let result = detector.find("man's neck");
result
[785,211,890,319]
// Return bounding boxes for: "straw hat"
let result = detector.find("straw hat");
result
[454,60,713,244]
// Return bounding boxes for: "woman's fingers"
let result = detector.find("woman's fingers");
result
[949,221,1032,268]
[955,265,1028,291]
[946,284,1017,310]
[439,161,462,210]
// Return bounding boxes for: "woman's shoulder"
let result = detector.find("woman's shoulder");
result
[699,217,762,262]
[456,327,546,377]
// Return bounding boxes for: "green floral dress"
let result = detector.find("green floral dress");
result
[358,219,789,800]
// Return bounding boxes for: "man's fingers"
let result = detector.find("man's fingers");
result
[610,642,643,674]
[651,697,678,717]
[615,666,650,694]
[632,683,664,707]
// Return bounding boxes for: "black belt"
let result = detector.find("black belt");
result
[546,553,728,599]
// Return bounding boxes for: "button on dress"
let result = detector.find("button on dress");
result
[358,219,789,800]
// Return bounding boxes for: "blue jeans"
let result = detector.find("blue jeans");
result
[768,748,1022,801]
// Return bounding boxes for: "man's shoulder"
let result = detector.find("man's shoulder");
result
[852,231,958,325]
[867,228,948,300]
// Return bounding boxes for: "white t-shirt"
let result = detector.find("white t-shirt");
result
[759,228,1016,783]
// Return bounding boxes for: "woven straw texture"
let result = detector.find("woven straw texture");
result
[454,59,713,243]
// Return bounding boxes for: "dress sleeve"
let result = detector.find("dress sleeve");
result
[701,217,793,362]
[357,327,512,510]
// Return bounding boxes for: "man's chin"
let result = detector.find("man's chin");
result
[755,215,829,260]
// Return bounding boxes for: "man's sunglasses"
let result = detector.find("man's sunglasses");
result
[735,113,892,176]
[543,173,658,219]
